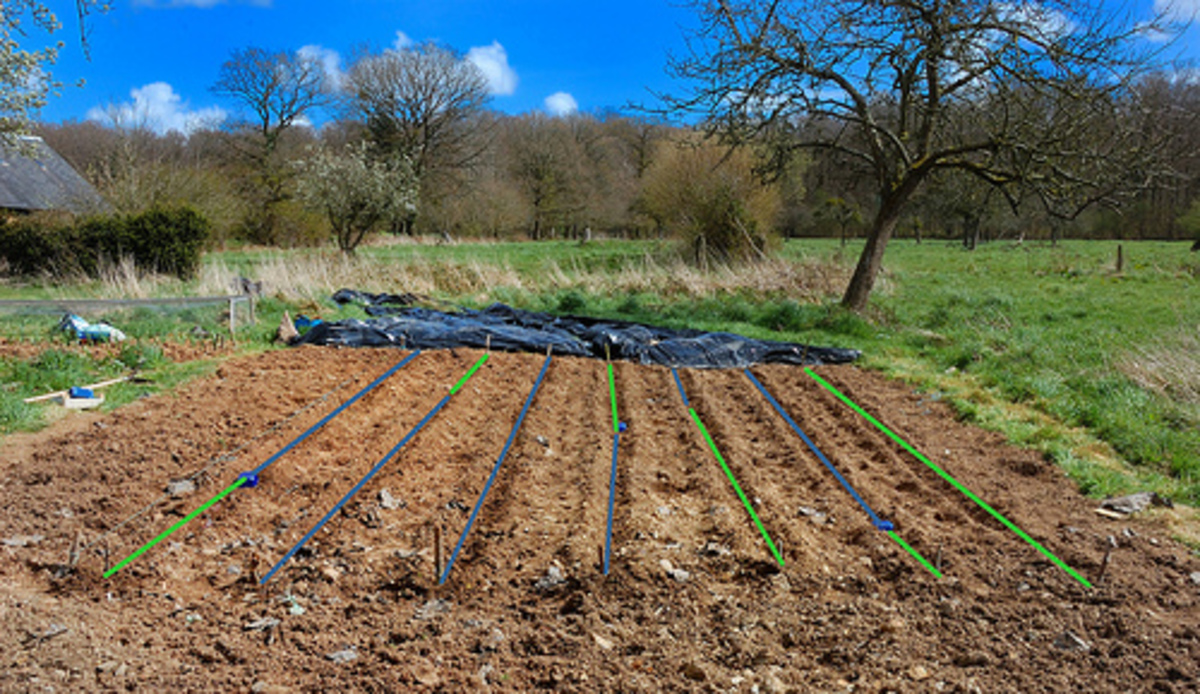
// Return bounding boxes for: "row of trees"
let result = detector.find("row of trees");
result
[11,0,1199,308]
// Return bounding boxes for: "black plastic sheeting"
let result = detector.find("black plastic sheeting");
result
[295,290,861,369]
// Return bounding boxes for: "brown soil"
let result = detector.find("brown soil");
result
[0,347,1196,692]
[0,337,234,363]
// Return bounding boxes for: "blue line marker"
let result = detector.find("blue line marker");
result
[250,351,420,477]
[440,355,553,584]
[672,368,690,408]
[744,369,890,530]
[261,394,451,585]
[605,432,619,575]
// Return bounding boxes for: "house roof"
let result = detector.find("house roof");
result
[0,136,106,213]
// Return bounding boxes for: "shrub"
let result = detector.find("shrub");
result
[0,206,210,280]
[123,207,210,279]
[0,212,86,277]
[638,136,781,265]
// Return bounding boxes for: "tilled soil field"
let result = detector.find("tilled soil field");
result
[0,346,1197,692]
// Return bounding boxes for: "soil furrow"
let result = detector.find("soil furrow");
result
[0,349,1195,692]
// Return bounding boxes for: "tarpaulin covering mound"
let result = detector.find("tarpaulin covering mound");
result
[294,290,861,369]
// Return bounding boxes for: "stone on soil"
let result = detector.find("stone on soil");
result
[325,648,357,664]
[166,479,196,497]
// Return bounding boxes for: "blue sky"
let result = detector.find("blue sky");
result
[34,0,697,133]
[29,0,1199,135]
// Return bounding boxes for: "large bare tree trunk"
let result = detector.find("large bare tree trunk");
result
[841,185,916,312]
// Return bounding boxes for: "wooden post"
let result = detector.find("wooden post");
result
[1116,244,1125,274]
[1098,546,1113,584]
[434,525,444,583]
[598,544,605,571]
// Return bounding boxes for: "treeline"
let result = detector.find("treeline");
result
[35,49,1200,254]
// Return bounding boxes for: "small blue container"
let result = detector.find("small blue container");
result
[68,387,95,399]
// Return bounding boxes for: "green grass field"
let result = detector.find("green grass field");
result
[1,237,1197,507]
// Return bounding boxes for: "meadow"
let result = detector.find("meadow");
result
[1,237,1197,508]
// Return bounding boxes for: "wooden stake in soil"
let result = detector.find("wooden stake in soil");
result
[598,544,605,571]
[434,525,444,583]
[1098,547,1113,584]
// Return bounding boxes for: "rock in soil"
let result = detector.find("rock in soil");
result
[325,648,357,664]
[1053,631,1091,652]
[166,479,196,497]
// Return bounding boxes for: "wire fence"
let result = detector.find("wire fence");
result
[0,294,257,339]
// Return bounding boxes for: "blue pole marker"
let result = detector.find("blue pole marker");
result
[604,361,622,575]
[250,351,421,478]
[440,355,553,584]
[605,432,619,574]
[672,368,690,408]
[261,355,486,585]
[744,369,892,530]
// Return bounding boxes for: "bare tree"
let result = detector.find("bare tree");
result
[345,42,491,233]
[663,0,1182,310]
[212,47,330,243]
[503,114,587,240]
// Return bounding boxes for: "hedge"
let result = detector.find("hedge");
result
[0,207,210,280]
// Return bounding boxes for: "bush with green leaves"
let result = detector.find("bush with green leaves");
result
[0,206,210,280]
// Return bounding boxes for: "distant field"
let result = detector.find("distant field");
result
[1,237,1197,507]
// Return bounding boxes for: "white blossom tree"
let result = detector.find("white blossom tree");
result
[2,1,106,143]
[293,143,417,253]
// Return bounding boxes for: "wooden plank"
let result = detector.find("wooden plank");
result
[23,375,132,404]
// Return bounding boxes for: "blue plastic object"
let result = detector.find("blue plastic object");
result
[873,520,895,532]
[293,315,324,334]
[68,387,94,399]
[238,472,259,488]
[618,421,628,433]
[58,314,127,343]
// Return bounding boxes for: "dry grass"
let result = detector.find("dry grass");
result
[542,254,850,300]
[1117,325,1200,405]
[95,256,160,299]
[198,251,849,304]
[198,254,525,302]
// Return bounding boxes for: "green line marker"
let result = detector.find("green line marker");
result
[804,368,1092,589]
[887,531,943,578]
[450,354,489,395]
[105,477,247,578]
[688,408,785,568]
[607,362,618,433]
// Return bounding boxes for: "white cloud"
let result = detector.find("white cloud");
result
[1155,0,1200,20]
[544,91,579,116]
[298,44,344,90]
[132,0,271,7]
[87,82,227,135]
[466,41,518,96]
[393,31,414,51]
[999,2,1076,39]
